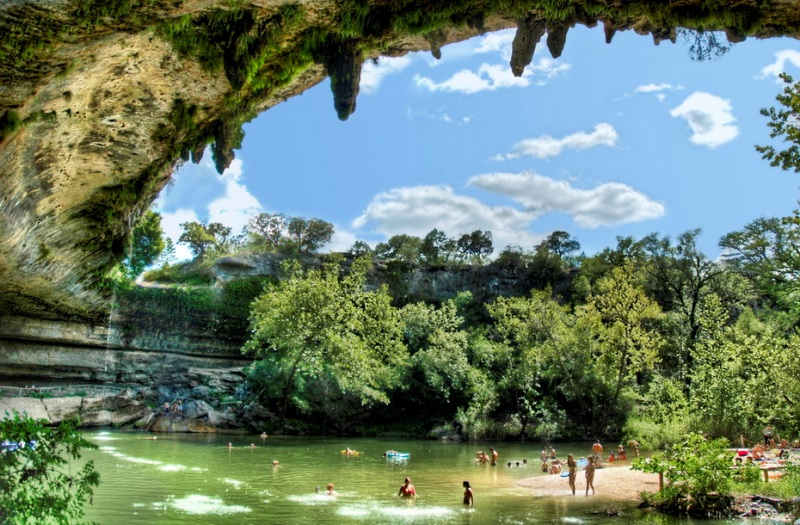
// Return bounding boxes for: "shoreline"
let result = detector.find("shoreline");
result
[517,464,660,500]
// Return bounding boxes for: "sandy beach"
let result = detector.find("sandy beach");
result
[517,464,661,500]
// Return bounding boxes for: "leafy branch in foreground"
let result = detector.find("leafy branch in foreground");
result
[0,411,100,525]
[632,432,734,515]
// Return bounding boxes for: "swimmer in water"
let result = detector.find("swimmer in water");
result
[463,480,474,506]
[326,483,338,496]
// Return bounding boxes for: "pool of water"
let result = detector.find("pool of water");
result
[79,431,726,524]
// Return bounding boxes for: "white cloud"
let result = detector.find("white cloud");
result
[635,83,680,94]
[415,63,532,94]
[155,152,263,261]
[494,123,618,161]
[159,208,199,261]
[352,185,541,250]
[473,29,516,60]
[670,92,738,148]
[467,171,665,228]
[759,49,800,80]
[206,159,262,235]
[406,107,471,125]
[360,56,412,95]
[529,57,571,83]
[325,228,359,253]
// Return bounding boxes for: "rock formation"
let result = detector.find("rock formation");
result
[0,0,799,322]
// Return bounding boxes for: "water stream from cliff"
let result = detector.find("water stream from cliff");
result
[80,431,732,525]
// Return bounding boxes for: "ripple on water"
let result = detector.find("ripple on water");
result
[171,495,251,515]
[287,493,338,505]
[337,503,453,521]
[159,464,185,472]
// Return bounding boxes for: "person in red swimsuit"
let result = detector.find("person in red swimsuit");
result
[398,477,416,498]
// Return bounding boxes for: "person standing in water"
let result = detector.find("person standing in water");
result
[489,448,498,466]
[585,456,596,496]
[463,481,474,506]
[398,477,416,498]
[567,454,578,495]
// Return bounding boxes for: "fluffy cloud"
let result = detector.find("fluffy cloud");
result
[467,171,665,228]
[352,185,542,250]
[494,123,618,161]
[159,208,199,261]
[759,49,800,80]
[206,159,263,234]
[414,64,532,94]
[360,56,412,95]
[670,92,738,148]
[155,152,263,261]
[473,29,516,60]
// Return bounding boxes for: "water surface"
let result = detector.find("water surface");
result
[80,431,723,524]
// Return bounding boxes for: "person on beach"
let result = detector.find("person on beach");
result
[398,477,416,498]
[585,456,596,496]
[463,481,474,506]
[567,454,578,495]
[764,425,773,446]
[490,448,498,466]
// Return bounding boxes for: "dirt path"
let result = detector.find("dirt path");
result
[517,464,660,500]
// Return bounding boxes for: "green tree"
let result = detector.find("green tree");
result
[719,213,800,323]
[374,234,422,263]
[542,230,580,258]
[633,432,735,512]
[285,216,334,253]
[456,230,494,263]
[756,73,800,172]
[420,229,456,265]
[584,261,664,433]
[243,257,406,426]
[177,221,231,259]
[0,412,100,525]
[247,212,288,251]
[349,240,372,256]
[121,210,165,279]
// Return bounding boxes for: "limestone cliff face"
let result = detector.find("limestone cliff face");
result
[0,0,799,323]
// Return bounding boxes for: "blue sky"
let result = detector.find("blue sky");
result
[156,25,800,262]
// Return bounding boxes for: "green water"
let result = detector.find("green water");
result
[81,431,727,524]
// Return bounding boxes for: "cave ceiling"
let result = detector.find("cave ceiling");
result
[0,0,799,321]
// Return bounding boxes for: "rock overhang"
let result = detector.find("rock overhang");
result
[0,0,798,321]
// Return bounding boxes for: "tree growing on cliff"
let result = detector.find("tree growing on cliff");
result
[285,216,334,253]
[756,73,800,173]
[177,221,232,259]
[243,256,407,426]
[0,412,100,525]
[121,210,166,279]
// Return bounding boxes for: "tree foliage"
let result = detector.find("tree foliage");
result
[756,73,800,172]
[0,412,100,525]
[633,432,735,512]
[243,256,406,425]
[121,210,165,279]
[177,221,232,259]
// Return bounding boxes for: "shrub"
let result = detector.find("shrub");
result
[0,412,100,524]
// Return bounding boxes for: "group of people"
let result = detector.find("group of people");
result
[161,399,183,416]
[474,448,499,466]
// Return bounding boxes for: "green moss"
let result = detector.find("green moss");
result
[0,111,21,143]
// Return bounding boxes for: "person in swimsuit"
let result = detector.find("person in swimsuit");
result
[463,480,474,506]
[398,477,416,498]
[567,454,578,495]
[585,456,596,496]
